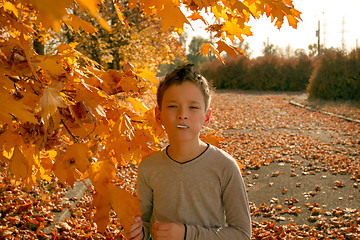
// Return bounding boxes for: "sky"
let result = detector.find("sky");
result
[184,0,360,58]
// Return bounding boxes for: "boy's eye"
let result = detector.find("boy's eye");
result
[168,105,177,108]
[190,106,200,109]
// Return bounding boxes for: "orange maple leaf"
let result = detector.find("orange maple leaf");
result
[9,147,32,180]
[216,40,244,57]
[93,191,111,232]
[156,0,190,32]
[200,133,225,148]
[3,1,18,18]
[188,12,208,24]
[38,85,67,126]
[29,0,71,32]
[65,14,98,33]
[53,156,77,186]
[0,89,37,124]
[109,184,141,233]
[76,0,111,31]
[62,143,90,173]
[198,43,224,62]
[38,55,66,76]
[222,18,252,42]
[126,97,149,114]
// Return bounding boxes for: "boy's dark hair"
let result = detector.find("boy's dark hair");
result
[157,63,213,111]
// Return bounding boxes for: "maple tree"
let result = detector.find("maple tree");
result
[60,0,185,71]
[0,0,301,234]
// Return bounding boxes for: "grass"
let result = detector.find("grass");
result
[294,94,360,121]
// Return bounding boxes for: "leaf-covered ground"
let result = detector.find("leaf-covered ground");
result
[211,91,360,239]
[1,91,359,239]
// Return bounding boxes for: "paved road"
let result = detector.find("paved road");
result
[210,91,360,226]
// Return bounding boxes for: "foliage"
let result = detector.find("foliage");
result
[0,0,301,234]
[201,56,250,89]
[201,55,312,91]
[308,49,360,100]
[2,92,359,238]
[187,36,215,69]
[262,42,279,56]
[61,0,185,71]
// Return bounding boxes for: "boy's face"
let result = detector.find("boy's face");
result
[156,81,211,144]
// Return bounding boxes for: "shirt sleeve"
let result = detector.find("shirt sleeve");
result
[137,163,153,240]
[185,160,251,240]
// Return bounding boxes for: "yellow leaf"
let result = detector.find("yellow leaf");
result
[0,89,37,124]
[188,12,208,24]
[62,143,90,173]
[118,114,135,138]
[53,158,77,186]
[4,2,18,18]
[30,0,72,32]
[216,40,244,57]
[93,191,111,232]
[76,0,111,31]
[126,97,149,114]
[198,42,211,56]
[287,8,302,28]
[116,76,139,93]
[109,184,141,233]
[39,56,66,76]
[136,69,159,84]
[9,147,32,180]
[222,18,252,41]
[39,166,52,182]
[114,3,129,27]
[156,1,190,32]
[198,43,224,63]
[39,85,67,125]
[111,137,131,163]
[200,133,224,147]
[2,148,14,159]
[65,14,98,33]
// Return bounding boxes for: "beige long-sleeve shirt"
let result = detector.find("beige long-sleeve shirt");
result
[137,144,251,240]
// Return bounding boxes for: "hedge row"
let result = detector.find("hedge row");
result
[308,49,360,100]
[200,49,360,101]
[200,54,313,92]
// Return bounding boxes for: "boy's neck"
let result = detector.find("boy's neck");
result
[167,140,208,163]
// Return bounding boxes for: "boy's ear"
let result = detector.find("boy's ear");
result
[204,109,212,126]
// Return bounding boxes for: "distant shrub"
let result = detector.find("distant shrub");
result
[308,49,360,100]
[245,55,281,90]
[200,56,250,89]
[201,54,312,91]
[290,54,313,91]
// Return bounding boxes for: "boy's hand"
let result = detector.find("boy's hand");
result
[124,216,143,240]
[151,221,185,240]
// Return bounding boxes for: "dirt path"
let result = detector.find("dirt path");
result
[210,91,360,237]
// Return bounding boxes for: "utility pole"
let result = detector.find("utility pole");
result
[316,20,321,56]
[342,16,345,51]
[322,12,326,48]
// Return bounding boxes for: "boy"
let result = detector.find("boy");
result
[125,64,251,240]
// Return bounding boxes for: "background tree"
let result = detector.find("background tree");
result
[61,0,185,71]
[262,41,279,56]
[308,43,327,57]
[187,36,214,68]
[0,0,302,234]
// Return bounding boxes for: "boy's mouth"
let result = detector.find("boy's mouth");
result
[177,125,189,129]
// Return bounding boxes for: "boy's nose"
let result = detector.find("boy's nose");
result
[177,115,188,119]
[177,108,188,119]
